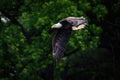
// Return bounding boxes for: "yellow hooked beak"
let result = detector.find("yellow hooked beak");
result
[51,25,55,29]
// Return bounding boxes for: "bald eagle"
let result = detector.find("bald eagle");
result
[51,16,87,60]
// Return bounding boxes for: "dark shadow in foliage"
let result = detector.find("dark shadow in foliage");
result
[60,48,114,80]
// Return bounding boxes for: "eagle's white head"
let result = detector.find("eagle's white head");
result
[51,23,62,29]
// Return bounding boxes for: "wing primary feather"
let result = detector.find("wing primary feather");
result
[52,28,72,60]
[65,17,87,27]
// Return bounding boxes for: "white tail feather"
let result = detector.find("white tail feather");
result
[72,24,86,30]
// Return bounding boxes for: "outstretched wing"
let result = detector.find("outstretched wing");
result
[60,16,87,30]
[66,16,87,26]
[52,28,72,60]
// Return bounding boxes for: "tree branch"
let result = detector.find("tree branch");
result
[0,10,32,44]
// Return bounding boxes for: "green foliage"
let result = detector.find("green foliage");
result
[0,0,116,80]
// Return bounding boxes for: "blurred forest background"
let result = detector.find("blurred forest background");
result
[0,0,119,80]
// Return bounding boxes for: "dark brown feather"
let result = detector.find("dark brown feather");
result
[52,28,72,60]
